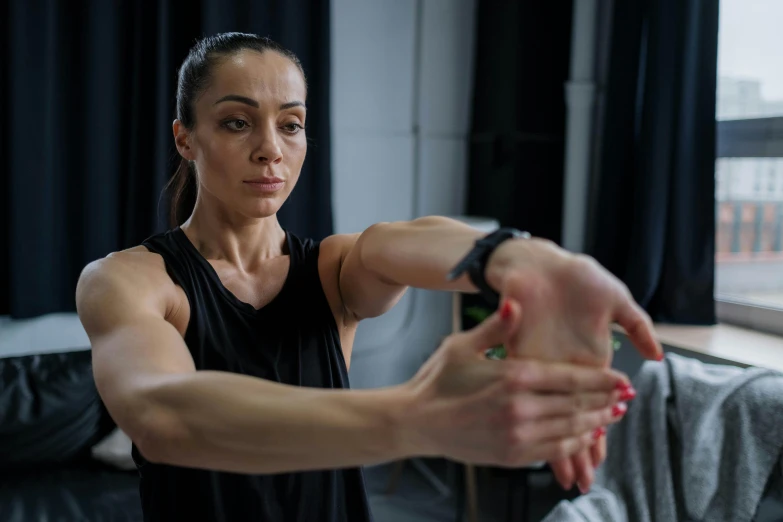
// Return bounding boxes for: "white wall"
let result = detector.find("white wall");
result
[331,0,478,387]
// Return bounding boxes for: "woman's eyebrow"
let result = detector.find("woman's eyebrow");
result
[213,95,306,111]
[214,94,259,107]
[280,101,306,110]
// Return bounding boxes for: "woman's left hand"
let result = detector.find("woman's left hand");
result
[484,236,653,492]
[485,237,661,366]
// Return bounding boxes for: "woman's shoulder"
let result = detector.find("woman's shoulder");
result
[77,246,181,316]
[285,232,359,275]
[308,233,361,327]
[76,244,191,342]
[317,233,360,257]
[101,245,172,280]
[311,233,360,280]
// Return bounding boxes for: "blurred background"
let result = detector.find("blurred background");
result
[1,0,780,521]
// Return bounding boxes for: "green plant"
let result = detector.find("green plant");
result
[464,306,507,359]
[463,305,622,359]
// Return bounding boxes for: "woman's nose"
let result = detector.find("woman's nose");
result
[254,127,283,164]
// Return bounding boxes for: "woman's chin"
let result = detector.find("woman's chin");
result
[245,200,284,219]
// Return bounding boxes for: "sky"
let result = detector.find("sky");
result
[718,0,783,101]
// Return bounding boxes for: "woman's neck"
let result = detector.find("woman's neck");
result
[180,199,287,271]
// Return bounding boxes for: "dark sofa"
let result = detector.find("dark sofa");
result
[1,349,142,521]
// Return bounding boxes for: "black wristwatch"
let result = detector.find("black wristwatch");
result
[447,227,530,308]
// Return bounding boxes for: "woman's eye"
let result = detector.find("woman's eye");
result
[282,123,304,134]
[223,119,249,131]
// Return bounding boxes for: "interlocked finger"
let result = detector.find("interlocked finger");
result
[515,402,626,444]
[572,449,594,494]
[523,431,596,464]
[509,390,620,420]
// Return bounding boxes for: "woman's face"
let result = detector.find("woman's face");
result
[176,50,308,220]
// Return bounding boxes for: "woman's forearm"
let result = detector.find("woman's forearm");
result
[139,370,415,474]
[357,216,487,293]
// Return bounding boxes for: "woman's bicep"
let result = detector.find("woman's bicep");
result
[76,257,196,441]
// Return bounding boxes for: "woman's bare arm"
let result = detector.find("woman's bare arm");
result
[328,217,481,320]
[331,217,661,361]
[76,253,631,475]
[76,254,410,474]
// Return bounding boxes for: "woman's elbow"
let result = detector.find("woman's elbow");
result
[121,399,190,465]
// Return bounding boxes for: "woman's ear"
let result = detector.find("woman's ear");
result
[173,120,195,161]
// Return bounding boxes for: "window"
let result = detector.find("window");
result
[716,0,783,335]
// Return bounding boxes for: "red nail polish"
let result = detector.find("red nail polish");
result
[612,403,628,417]
[615,381,632,391]
[619,387,636,401]
[500,299,512,320]
[592,427,606,440]
[656,352,665,361]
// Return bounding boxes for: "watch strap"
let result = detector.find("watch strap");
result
[447,227,530,308]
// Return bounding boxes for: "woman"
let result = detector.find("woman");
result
[76,33,660,522]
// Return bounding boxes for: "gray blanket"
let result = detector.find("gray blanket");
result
[543,353,783,522]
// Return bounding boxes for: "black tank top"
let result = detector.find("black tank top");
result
[134,228,373,522]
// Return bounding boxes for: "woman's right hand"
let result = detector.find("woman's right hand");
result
[402,299,630,467]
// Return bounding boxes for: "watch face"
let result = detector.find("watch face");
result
[498,228,529,240]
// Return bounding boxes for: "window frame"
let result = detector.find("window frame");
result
[717,116,783,158]
[716,116,783,336]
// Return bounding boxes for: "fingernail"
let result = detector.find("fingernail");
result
[578,482,589,495]
[619,387,637,401]
[500,299,512,320]
[592,427,606,440]
[612,402,628,417]
[615,381,632,391]
[656,352,665,361]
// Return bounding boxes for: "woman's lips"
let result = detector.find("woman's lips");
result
[243,179,285,193]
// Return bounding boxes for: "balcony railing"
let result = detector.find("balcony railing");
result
[716,199,783,261]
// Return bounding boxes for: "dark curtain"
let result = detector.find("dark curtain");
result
[586,0,718,324]
[0,0,332,318]
[466,0,574,243]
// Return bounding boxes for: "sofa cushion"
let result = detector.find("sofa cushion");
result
[0,350,116,468]
[0,461,141,522]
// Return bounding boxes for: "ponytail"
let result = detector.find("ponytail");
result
[166,158,197,227]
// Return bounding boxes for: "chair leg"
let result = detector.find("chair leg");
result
[506,469,529,522]
[465,464,479,522]
[385,460,406,495]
